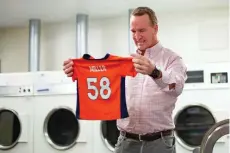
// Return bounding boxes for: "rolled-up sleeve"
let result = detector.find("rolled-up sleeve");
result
[154,56,187,97]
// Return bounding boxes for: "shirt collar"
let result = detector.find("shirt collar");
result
[145,41,163,58]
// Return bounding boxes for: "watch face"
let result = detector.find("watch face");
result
[151,69,159,78]
[156,69,160,76]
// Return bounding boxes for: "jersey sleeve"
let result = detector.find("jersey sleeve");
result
[71,59,80,82]
[120,57,137,77]
[71,54,95,82]
[72,59,77,82]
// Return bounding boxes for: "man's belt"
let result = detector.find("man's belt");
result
[120,129,173,141]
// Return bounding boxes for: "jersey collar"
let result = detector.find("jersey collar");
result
[82,53,110,60]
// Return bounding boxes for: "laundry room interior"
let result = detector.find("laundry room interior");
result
[0,0,229,153]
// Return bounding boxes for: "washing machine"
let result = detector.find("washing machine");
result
[173,62,230,153]
[92,119,119,153]
[0,72,34,153]
[32,71,93,153]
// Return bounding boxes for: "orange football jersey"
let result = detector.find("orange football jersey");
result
[72,53,137,120]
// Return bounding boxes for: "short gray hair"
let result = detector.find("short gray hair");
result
[131,7,158,25]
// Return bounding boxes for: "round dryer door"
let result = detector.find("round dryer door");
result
[174,105,216,150]
[43,107,79,150]
[101,120,120,151]
[0,108,21,150]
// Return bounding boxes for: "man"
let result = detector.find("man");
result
[63,7,187,153]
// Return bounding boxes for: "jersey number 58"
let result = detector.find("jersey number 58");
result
[87,77,111,100]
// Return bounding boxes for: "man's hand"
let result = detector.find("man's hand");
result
[131,53,155,75]
[63,59,74,77]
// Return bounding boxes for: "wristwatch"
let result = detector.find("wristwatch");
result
[149,67,161,79]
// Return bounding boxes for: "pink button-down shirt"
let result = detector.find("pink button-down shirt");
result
[117,42,187,134]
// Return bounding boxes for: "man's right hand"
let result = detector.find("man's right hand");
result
[63,59,74,77]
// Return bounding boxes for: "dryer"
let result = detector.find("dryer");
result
[173,62,230,153]
[0,72,34,153]
[32,71,93,153]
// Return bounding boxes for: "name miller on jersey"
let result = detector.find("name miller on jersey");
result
[89,65,107,72]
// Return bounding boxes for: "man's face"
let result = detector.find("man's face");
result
[130,14,158,51]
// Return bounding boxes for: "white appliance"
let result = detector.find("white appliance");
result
[32,71,94,153]
[173,62,230,153]
[92,120,119,153]
[0,72,34,153]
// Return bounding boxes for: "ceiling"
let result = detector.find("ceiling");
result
[0,0,228,27]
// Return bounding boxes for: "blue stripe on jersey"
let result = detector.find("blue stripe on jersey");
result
[76,80,80,119]
[120,77,129,118]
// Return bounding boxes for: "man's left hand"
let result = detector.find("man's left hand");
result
[131,53,155,75]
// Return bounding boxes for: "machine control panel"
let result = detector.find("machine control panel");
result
[211,72,228,83]
[185,70,204,83]
[0,85,33,96]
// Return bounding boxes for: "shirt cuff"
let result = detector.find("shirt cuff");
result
[153,70,171,89]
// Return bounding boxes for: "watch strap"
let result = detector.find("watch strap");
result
[150,68,160,79]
